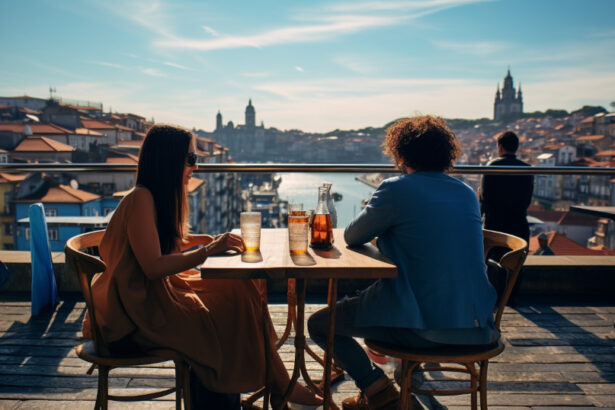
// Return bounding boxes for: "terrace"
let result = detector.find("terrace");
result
[0,164,614,409]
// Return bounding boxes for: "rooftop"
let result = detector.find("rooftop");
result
[0,297,613,408]
[13,137,75,152]
[15,184,100,204]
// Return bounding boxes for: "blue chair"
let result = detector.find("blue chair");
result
[29,203,59,316]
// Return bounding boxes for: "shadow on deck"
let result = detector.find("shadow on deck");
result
[0,295,614,409]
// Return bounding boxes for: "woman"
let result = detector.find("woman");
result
[83,124,321,407]
[308,116,498,410]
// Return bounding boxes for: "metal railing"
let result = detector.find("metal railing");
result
[1,163,614,175]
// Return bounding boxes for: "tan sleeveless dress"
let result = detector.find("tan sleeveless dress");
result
[82,188,272,392]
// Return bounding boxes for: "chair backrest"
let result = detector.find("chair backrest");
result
[65,230,108,355]
[482,229,528,330]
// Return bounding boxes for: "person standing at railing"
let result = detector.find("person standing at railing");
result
[308,116,498,410]
[479,130,533,242]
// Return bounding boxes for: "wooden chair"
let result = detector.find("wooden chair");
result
[365,229,528,410]
[65,230,190,410]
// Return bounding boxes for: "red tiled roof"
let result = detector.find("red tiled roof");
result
[594,150,615,157]
[0,122,68,135]
[80,118,117,130]
[18,184,100,203]
[529,231,615,255]
[187,177,204,193]
[577,134,605,141]
[528,203,545,212]
[544,143,565,150]
[117,140,143,147]
[74,128,103,136]
[13,136,75,152]
[0,123,25,133]
[580,117,595,123]
[558,212,599,227]
[528,209,565,223]
[0,173,28,183]
[106,154,138,164]
[29,123,71,135]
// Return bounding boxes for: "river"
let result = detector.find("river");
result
[277,173,376,227]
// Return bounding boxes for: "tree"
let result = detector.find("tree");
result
[571,105,607,116]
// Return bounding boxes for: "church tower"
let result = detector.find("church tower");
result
[215,110,223,132]
[245,99,255,130]
[494,69,523,122]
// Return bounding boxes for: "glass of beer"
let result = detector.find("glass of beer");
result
[288,210,309,254]
[288,202,304,216]
[240,212,261,252]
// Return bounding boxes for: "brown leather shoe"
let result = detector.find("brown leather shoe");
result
[342,380,400,410]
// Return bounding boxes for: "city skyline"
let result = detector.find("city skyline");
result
[1,0,614,132]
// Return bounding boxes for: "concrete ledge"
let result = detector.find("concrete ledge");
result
[1,251,614,297]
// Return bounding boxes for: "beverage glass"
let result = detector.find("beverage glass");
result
[288,210,309,254]
[288,202,304,216]
[240,212,261,252]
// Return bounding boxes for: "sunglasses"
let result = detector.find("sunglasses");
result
[186,152,197,166]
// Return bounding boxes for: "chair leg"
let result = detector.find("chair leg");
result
[174,360,184,410]
[479,360,489,410]
[398,360,410,410]
[466,362,477,410]
[183,364,191,410]
[97,365,109,410]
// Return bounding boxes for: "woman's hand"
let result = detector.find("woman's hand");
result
[206,232,246,256]
[181,234,215,251]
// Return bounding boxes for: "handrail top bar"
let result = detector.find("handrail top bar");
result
[0,163,614,175]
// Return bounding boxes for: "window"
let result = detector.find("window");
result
[48,228,58,241]
[4,192,13,214]
[4,223,11,236]
[25,227,30,241]
[45,208,58,217]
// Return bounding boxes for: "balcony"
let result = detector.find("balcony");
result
[0,163,614,408]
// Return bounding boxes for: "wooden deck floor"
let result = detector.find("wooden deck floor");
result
[0,296,614,409]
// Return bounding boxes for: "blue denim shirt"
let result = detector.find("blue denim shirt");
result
[345,172,497,331]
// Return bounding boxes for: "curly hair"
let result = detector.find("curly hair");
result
[382,115,460,172]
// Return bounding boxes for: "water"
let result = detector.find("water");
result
[277,173,376,227]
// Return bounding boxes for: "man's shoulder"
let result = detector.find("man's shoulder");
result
[488,155,530,167]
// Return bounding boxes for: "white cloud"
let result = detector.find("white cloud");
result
[163,61,195,71]
[333,56,377,74]
[329,0,490,12]
[202,25,220,36]
[295,66,305,72]
[156,15,404,51]
[93,0,178,39]
[140,68,166,77]
[89,61,127,69]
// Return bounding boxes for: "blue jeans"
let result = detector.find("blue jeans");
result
[307,296,439,390]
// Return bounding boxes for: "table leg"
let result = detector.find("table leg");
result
[278,278,307,410]
[275,279,297,349]
[323,278,338,410]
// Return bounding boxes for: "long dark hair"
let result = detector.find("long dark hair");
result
[136,124,192,254]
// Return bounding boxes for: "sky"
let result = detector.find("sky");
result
[1,0,614,133]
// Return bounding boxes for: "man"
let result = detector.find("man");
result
[308,116,498,410]
[534,232,554,255]
[480,131,534,241]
